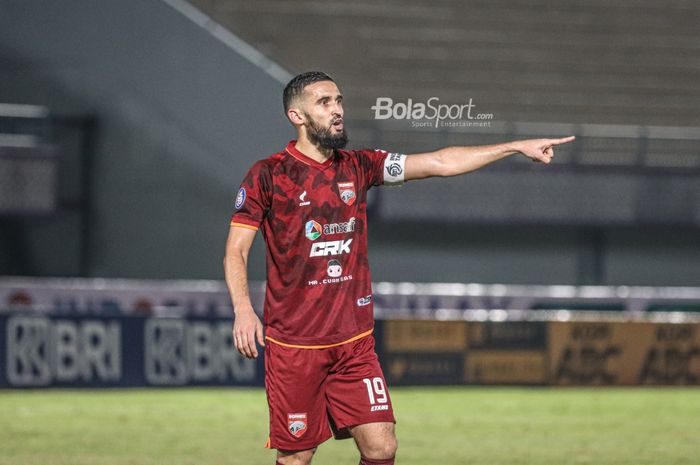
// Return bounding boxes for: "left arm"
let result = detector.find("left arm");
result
[404,136,575,181]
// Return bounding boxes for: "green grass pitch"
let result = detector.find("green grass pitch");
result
[1,387,698,465]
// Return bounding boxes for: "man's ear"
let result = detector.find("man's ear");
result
[287,107,305,126]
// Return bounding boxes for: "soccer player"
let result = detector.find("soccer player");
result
[224,71,574,465]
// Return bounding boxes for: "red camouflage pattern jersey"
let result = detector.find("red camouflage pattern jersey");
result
[230,140,406,347]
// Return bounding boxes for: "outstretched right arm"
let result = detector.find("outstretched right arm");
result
[224,225,265,359]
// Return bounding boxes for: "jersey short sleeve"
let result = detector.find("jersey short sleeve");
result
[358,149,407,188]
[230,160,272,230]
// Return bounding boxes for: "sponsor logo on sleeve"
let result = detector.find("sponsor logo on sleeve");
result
[234,188,246,209]
[386,163,402,177]
[386,153,404,177]
[287,413,308,438]
[357,295,372,307]
[337,182,356,206]
[383,153,406,186]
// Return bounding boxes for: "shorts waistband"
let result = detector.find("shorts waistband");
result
[264,328,373,349]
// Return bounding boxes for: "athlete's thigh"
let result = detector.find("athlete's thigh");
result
[265,342,334,451]
[325,335,395,431]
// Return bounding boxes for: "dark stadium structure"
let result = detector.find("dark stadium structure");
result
[0,0,699,392]
[1,0,700,286]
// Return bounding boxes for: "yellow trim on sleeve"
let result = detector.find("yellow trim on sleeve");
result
[265,328,373,349]
[230,221,259,231]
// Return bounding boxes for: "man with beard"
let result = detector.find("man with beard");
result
[224,71,574,465]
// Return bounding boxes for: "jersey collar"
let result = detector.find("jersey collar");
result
[285,140,336,169]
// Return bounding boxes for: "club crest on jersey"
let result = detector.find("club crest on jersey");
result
[288,413,308,438]
[337,182,356,206]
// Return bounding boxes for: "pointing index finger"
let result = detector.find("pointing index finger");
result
[551,135,576,145]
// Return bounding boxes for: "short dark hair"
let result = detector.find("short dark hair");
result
[283,71,335,114]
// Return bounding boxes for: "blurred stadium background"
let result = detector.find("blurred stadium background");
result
[0,1,699,464]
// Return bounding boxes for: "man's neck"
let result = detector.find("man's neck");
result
[294,137,334,164]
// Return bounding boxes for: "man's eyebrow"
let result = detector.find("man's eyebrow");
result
[315,93,343,103]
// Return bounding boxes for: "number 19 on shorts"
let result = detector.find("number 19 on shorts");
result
[363,377,389,411]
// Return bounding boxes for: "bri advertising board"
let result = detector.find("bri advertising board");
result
[0,313,263,388]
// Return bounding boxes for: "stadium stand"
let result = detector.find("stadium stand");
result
[190,0,700,127]
[183,0,700,286]
[1,0,699,286]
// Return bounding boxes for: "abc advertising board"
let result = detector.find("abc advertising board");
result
[0,313,262,388]
[637,324,700,384]
[465,322,548,385]
[549,322,700,385]
[382,320,467,385]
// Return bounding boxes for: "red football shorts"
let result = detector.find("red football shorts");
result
[264,333,395,451]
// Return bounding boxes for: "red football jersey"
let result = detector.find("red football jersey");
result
[230,140,406,346]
